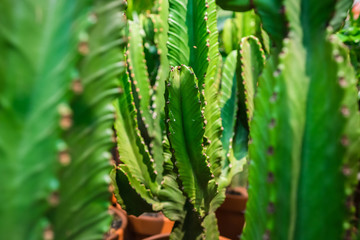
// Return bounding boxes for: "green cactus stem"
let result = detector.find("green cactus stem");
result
[0,1,92,239]
[50,1,128,239]
[239,0,360,239]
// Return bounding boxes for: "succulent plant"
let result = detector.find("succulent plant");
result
[217,0,360,239]
[111,0,268,239]
[219,36,266,188]
[0,0,127,239]
[0,1,89,238]
[220,11,265,55]
[50,1,127,239]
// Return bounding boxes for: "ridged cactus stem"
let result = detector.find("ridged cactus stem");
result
[222,0,360,239]
[0,1,93,239]
[51,1,128,239]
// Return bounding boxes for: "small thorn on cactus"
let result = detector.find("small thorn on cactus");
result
[108,184,115,193]
[338,77,347,87]
[273,69,281,77]
[267,172,274,183]
[341,136,350,146]
[72,79,83,94]
[345,196,353,209]
[43,226,54,240]
[342,165,351,176]
[335,54,344,63]
[269,119,276,129]
[263,230,271,240]
[267,202,275,214]
[48,192,59,207]
[60,115,72,130]
[78,42,89,55]
[59,151,71,166]
[341,106,350,117]
[279,5,286,14]
[270,92,278,103]
[267,146,274,156]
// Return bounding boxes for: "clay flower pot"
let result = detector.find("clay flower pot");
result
[127,212,174,240]
[215,187,248,240]
[353,0,360,20]
[107,206,128,240]
[143,233,231,240]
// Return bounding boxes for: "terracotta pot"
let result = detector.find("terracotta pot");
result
[107,206,128,240]
[353,0,360,19]
[143,233,231,240]
[128,212,174,240]
[215,187,248,240]
[111,193,118,206]
[111,193,123,210]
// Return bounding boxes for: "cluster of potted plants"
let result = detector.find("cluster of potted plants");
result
[109,193,246,240]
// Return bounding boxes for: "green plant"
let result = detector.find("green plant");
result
[0,0,126,239]
[0,1,87,238]
[50,1,127,239]
[219,36,265,188]
[217,0,360,239]
[111,0,268,239]
[338,9,360,81]
[220,11,269,55]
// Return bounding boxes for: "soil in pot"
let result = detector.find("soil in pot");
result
[215,187,248,240]
[128,212,174,240]
[143,233,232,240]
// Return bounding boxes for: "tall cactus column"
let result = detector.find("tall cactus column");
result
[218,0,360,239]
[0,1,91,239]
[51,1,128,239]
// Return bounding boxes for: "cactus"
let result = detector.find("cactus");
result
[217,0,360,239]
[0,0,127,239]
[50,1,127,239]
[0,1,92,239]
[221,11,263,55]
[112,0,258,239]
[219,36,265,188]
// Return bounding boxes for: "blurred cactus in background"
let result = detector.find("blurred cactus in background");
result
[0,0,127,239]
[50,0,127,239]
